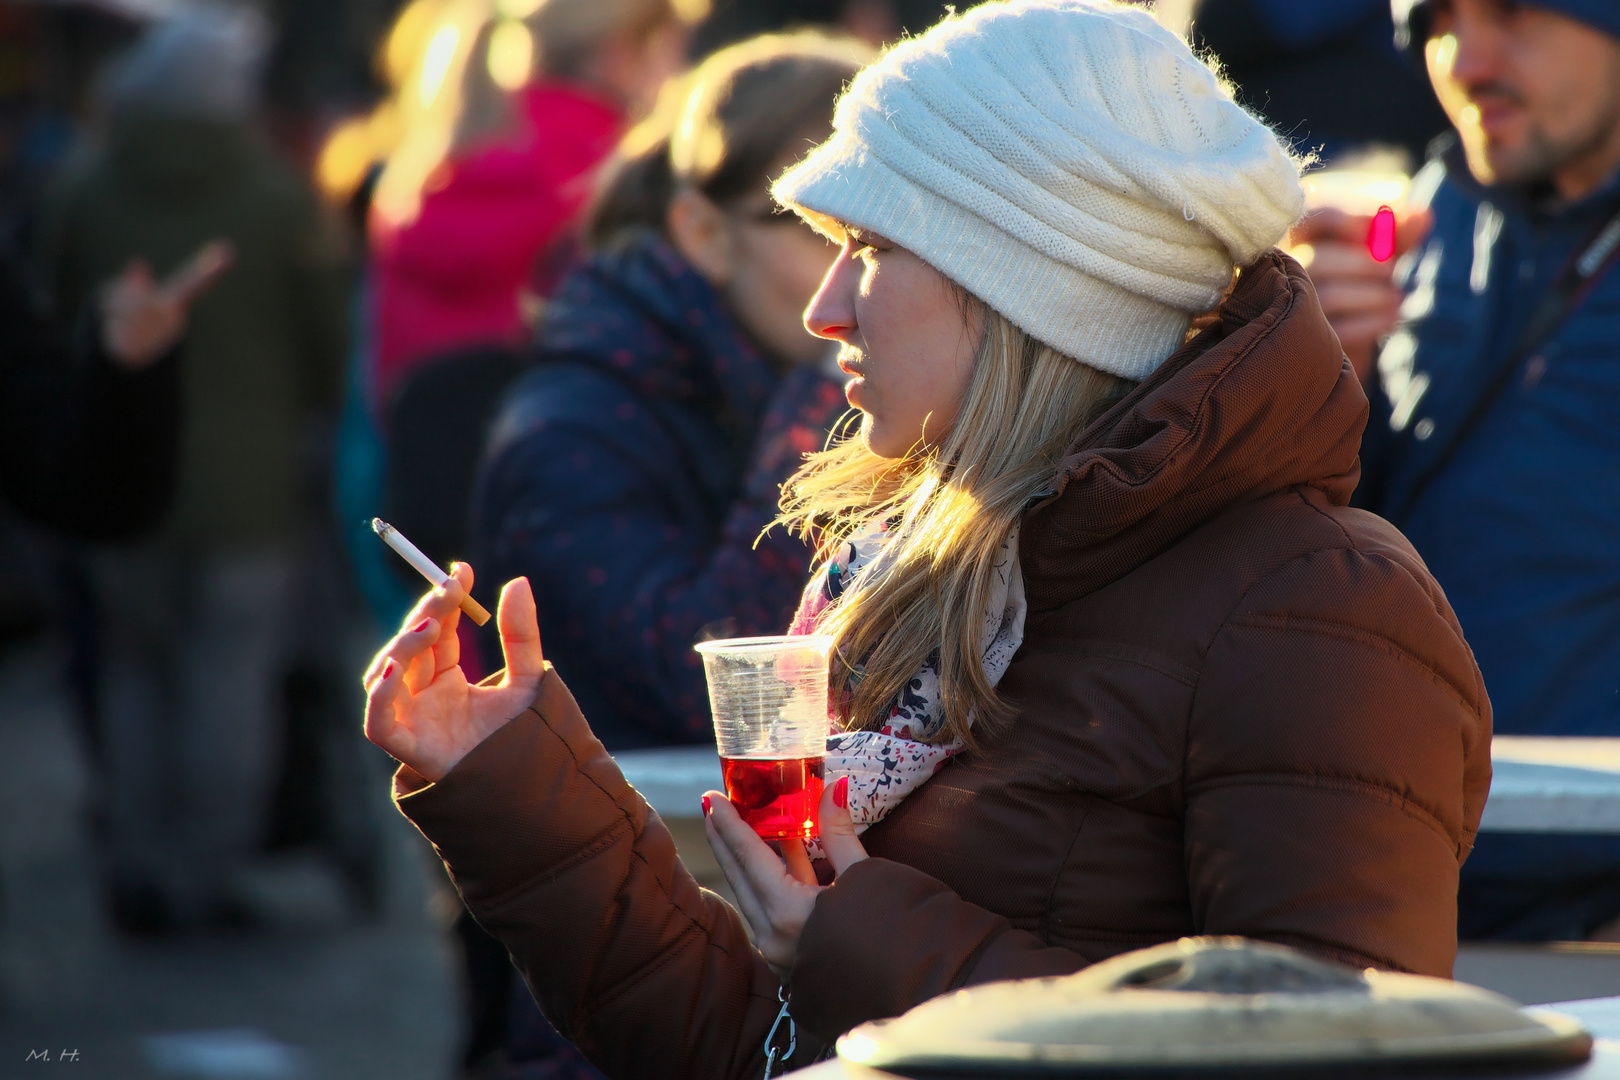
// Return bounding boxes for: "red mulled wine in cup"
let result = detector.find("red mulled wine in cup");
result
[695,635,833,841]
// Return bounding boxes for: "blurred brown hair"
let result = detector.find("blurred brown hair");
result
[529,0,687,80]
[586,31,871,249]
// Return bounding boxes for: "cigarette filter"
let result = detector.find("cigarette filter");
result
[371,518,491,626]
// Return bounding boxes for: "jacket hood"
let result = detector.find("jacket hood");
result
[538,230,780,441]
[1020,250,1367,612]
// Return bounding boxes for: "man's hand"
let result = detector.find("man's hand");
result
[1287,207,1431,383]
[100,239,234,369]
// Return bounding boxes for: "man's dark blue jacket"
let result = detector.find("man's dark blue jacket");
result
[472,232,845,751]
[1360,141,1620,938]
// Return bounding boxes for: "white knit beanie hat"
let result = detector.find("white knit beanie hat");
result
[773,0,1305,381]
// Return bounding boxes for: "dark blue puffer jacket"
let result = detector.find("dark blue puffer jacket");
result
[1359,140,1620,939]
[1361,141,1620,742]
[472,231,846,750]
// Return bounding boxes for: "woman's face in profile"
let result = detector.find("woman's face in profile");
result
[804,227,982,458]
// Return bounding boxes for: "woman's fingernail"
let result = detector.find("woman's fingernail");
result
[701,795,711,816]
[381,659,395,680]
[412,618,430,633]
[833,776,849,810]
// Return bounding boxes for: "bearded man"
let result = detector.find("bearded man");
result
[1298,0,1620,940]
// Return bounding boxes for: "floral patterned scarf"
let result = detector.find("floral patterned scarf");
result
[788,519,1026,843]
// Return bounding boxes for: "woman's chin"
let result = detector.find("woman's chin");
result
[859,418,911,460]
[848,386,896,455]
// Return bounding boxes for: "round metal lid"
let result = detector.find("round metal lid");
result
[835,937,1592,1076]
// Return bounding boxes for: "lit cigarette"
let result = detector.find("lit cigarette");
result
[371,518,491,626]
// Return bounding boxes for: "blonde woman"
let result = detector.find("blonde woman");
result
[370,0,692,402]
[363,2,1490,1075]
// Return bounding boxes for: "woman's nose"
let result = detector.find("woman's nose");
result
[804,246,859,341]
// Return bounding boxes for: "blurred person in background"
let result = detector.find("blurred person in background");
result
[1192,0,1450,165]
[2,237,229,542]
[367,0,696,404]
[335,0,698,635]
[1295,0,1620,941]
[0,0,150,651]
[36,2,350,934]
[1,233,227,783]
[691,0,958,53]
[472,31,870,752]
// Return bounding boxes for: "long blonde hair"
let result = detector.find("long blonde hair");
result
[778,302,1137,749]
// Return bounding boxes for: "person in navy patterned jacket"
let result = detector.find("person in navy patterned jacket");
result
[472,34,870,751]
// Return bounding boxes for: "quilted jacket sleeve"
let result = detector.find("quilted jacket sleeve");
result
[395,665,820,1079]
[1180,529,1491,976]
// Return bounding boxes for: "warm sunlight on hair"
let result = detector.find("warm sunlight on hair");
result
[777,305,1136,748]
[486,19,534,89]
[418,23,463,107]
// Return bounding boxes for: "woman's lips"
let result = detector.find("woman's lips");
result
[838,355,868,406]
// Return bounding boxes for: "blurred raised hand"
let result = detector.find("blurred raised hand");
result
[363,563,546,781]
[1287,206,1431,383]
[99,239,234,369]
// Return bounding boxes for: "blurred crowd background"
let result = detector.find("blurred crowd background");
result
[0,0,1608,1077]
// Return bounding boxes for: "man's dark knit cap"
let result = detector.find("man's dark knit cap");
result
[1394,0,1620,62]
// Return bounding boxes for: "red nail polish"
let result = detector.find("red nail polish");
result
[1367,205,1397,262]
[381,659,395,680]
[701,795,711,816]
[413,619,430,633]
[833,776,849,810]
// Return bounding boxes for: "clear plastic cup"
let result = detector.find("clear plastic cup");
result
[1299,169,1412,264]
[1301,169,1410,216]
[694,635,834,840]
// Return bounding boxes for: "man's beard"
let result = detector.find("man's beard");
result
[1482,127,1571,186]
[1468,76,1620,189]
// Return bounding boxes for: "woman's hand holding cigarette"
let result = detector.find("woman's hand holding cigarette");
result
[362,563,545,782]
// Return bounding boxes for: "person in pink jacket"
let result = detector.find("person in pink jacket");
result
[368,0,691,405]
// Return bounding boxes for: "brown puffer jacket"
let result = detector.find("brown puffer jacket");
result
[395,252,1492,1078]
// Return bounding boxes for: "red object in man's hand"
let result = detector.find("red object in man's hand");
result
[1367,205,1397,263]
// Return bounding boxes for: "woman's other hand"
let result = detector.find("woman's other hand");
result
[704,775,868,978]
[363,563,545,782]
